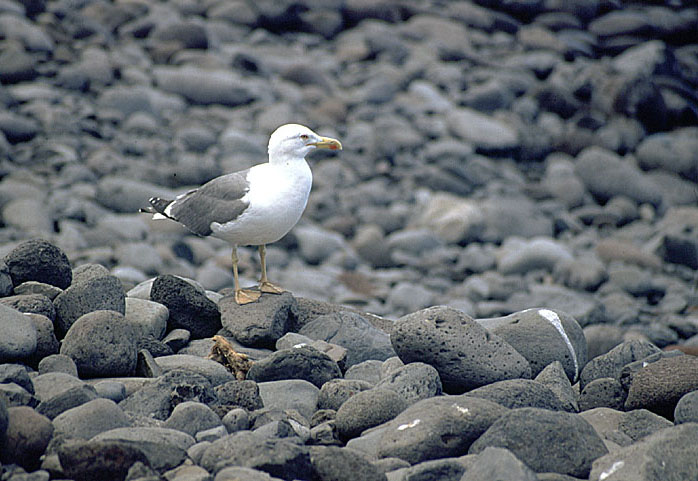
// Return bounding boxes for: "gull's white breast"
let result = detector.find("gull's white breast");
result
[210,160,312,246]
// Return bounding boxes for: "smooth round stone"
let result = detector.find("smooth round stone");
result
[163,401,223,438]
[38,353,78,376]
[0,303,37,362]
[60,310,138,378]
[257,379,319,421]
[335,388,407,440]
[52,398,131,440]
[125,297,168,340]
[1,406,53,469]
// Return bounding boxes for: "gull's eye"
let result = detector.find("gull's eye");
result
[300,134,309,140]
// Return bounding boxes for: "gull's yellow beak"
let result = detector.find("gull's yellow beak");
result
[310,136,342,151]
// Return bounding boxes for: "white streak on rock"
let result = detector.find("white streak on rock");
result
[599,460,624,480]
[397,419,420,431]
[538,309,579,381]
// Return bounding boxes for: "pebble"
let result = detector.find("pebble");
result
[0,406,53,470]
[220,292,297,348]
[0,303,37,362]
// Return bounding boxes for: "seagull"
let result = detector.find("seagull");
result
[142,123,342,304]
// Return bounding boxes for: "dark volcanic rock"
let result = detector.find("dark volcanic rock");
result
[469,407,608,478]
[220,292,298,348]
[335,388,407,440]
[150,274,221,339]
[60,310,138,378]
[58,440,150,481]
[4,239,72,289]
[468,379,573,411]
[391,306,531,393]
[53,275,126,335]
[247,346,342,388]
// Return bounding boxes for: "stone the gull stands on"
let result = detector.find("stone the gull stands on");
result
[141,123,342,304]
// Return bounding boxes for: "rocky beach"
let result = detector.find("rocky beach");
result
[1,0,698,480]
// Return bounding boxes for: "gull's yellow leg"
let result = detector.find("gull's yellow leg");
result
[258,244,284,294]
[232,246,260,304]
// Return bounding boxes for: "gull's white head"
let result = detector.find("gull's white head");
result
[268,123,342,163]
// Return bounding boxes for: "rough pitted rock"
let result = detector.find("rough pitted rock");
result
[150,274,221,339]
[0,406,53,469]
[220,292,298,348]
[119,369,215,421]
[589,423,698,481]
[247,345,342,388]
[0,293,56,321]
[57,440,150,481]
[318,379,373,411]
[534,361,579,413]
[377,395,508,464]
[0,303,38,362]
[309,446,387,481]
[53,275,126,335]
[580,340,661,389]
[391,306,531,393]
[480,307,587,382]
[580,407,672,448]
[468,379,573,411]
[199,431,312,479]
[375,362,442,406]
[299,311,396,368]
[624,355,698,418]
[579,377,627,411]
[60,310,138,378]
[4,239,72,289]
[215,380,264,412]
[335,388,407,440]
[469,407,608,478]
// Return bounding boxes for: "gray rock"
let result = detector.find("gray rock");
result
[375,362,442,406]
[215,380,264,411]
[0,303,37,362]
[95,176,176,214]
[215,466,283,481]
[53,275,126,335]
[636,129,698,180]
[497,237,573,275]
[57,440,149,481]
[470,407,608,478]
[0,111,40,143]
[447,107,519,154]
[675,391,698,424]
[14,281,63,300]
[0,381,37,408]
[119,370,215,421]
[309,446,386,481]
[154,66,262,107]
[391,306,531,393]
[2,197,53,233]
[299,311,395,368]
[624,355,698,419]
[53,398,131,440]
[534,361,579,413]
[390,457,466,481]
[200,431,312,479]
[318,379,373,411]
[150,274,221,339]
[377,395,508,464]
[574,146,663,207]
[163,401,223,437]
[294,224,350,264]
[0,406,53,470]
[468,379,573,411]
[154,354,235,386]
[335,388,407,440]
[0,364,34,394]
[0,293,56,320]
[220,292,298,348]
[258,379,319,421]
[222,408,250,433]
[91,426,195,471]
[344,360,383,385]
[92,380,127,403]
[481,307,587,382]
[463,446,537,481]
[36,384,98,420]
[60,310,138,378]
[25,313,59,363]
[584,324,624,361]
[3,239,72,289]
[32,372,84,402]
[247,345,342,388]
[579,377,626,412]
[589,423,698,481]
[580,340,661,390]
